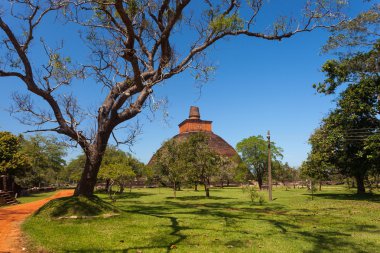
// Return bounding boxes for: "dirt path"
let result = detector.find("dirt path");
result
[0,190,74,253]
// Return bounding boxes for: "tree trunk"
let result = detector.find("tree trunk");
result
[194,183,198,191]
[257,176,263,190]
[74,153,103,197]
[119,183,124,194]
[173,181,177,198]
[355,174,366,194]
[351,178,356,188]
[3,175,7,191]
[105,179,110,192]
[346,178,350,188]
[319,181,322,191]
[221,180,224,188]
[204,178,210,197]
[129,181,132,193]
[227,179,230,187]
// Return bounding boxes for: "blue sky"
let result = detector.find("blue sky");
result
[0,1,369,167]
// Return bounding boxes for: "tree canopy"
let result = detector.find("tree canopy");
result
[236,135,283,189]
[153,133,225,197]
[0,131,30,178]
[307,39,380,193]
[17,134,67,187]
[98,146,144,193]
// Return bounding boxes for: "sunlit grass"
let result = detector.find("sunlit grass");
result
[23,186,380,253]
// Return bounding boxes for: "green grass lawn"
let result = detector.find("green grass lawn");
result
[22,186,380,253]
[16,191,58,204]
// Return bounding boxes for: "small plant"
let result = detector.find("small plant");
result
[307,180,317,200]
[243,185,261,204]
[258,195,265,205]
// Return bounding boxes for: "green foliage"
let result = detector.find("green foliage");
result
[19,134,67,187]
[1,132,68,188]
[242,185,264,205]
[273,161,299,187]
[300,133,333,184]
[153,138,188,195]
[61,154,85,183]
[236,135,283,188]
[99,146,143,193]
[215,155,237,186]
[315,43,380,94]
[209,13,244,33]
[364,133,380,163]
[233,159,252,183]
[153,133,223,197]
[127,0,140,17]
[0,131,31,176]
[0,131,19,164]
[65,147,144,193]
[308,42,380,194]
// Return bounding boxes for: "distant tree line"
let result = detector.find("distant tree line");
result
[150,133,249,198]
[0,132,67,190]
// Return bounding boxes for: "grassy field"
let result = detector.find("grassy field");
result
[23,186,380,253]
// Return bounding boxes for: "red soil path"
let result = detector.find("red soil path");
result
[0,190,74,253]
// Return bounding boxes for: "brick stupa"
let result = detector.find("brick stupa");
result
[149,106,239,165]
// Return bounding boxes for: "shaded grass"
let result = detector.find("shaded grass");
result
[22,186,380,253]
[34,195,119,219]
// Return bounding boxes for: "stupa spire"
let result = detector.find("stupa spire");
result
[189,106,200,119]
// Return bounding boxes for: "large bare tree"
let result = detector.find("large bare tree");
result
[0,0,345,196]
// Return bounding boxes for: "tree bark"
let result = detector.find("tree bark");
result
[105,179,110,192]
[319,181,322,191]
[3,175,7,191]
[257,176,263,190]
[355,174,366,194]
[194,183,198,191]
[351,178,356,188]
[119,185,124,193]
[173,181,177,198]
[74,153,103,197]
[204,178,210,197]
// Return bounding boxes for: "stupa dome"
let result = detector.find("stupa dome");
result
[148,106,239,165]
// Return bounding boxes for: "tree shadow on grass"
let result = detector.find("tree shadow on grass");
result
[167,195,233,201]
[298,230,378,253]
[112,192,154,200]
[305,192,380,203]
[254,214,379,253]
[64,214,188,253]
